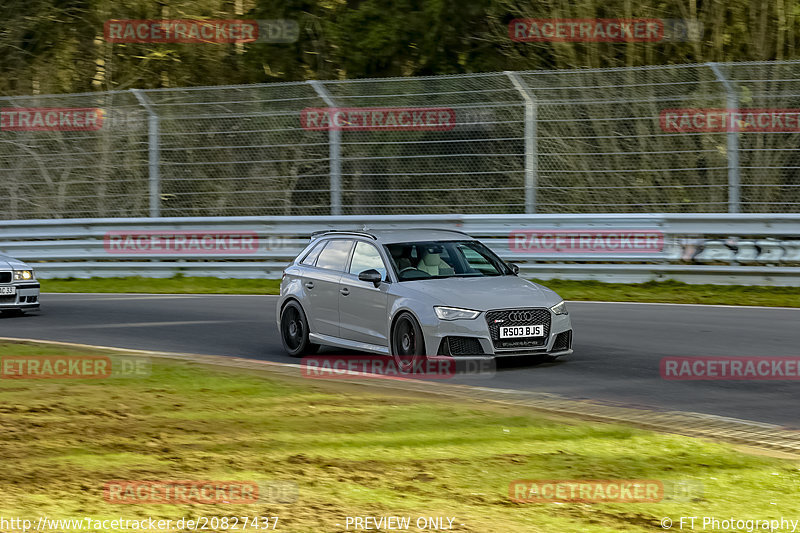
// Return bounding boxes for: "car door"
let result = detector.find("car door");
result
[338,240,390,348]
[303,239,354,338]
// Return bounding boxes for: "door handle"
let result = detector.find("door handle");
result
[305,281,314,289]
[340,288,350,296]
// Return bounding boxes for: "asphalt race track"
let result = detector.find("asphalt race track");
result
[1,294,799,427]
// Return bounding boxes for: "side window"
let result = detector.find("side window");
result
[349,242,387,279]
[314,239,354,271]
[300,240,326,265]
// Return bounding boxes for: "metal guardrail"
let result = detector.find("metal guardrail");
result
[1,214,799,286]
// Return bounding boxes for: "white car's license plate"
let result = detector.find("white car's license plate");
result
[0,286,15,295]
[500,325,544,338]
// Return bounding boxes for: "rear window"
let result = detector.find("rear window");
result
[300,240,326,265]
[314,239,354,271]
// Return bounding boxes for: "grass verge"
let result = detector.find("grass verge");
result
[536,279,800,308]
[40,276,800,307]
[1,340,798,532]
[41,276,282,295]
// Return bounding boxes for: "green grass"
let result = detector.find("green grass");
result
[536,279,800,308]
[40,275,800,307]
[41,276,282,295]
[1,340,798,532]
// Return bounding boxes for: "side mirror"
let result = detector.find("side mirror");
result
[358,269,383,287]
[508,263,520,275]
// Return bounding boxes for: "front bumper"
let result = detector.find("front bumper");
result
[0,282,41,311]
[421,307,572,358]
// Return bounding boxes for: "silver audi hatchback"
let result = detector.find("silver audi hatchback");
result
[276,229,573,364]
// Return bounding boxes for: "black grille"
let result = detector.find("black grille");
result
[0,272,10,283]
[439,336,484,356]
[485,308,550,350]
[0,295,15,304]
[553,330,572,352]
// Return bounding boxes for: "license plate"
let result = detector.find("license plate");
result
[500,325,544,338]
[0,286,15,295]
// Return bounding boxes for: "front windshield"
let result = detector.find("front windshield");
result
[384,240,511,281]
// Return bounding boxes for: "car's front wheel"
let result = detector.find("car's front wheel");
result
[391,312,426,372]
[279,301,319,357]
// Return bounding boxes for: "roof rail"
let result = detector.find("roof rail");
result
[404,227,473,237]
[310,229,377,240]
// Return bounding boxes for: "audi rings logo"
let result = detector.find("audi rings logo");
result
[508,311,538,322]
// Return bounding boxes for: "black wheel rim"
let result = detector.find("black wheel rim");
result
[281,306,304,351]
[393,316,419,372]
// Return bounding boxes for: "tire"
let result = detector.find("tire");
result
[279,301,319,357]
[390,312,426,373]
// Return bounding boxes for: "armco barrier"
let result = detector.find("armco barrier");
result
[1,214,799,286]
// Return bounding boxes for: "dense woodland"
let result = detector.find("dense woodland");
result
[1,0,800,95]
[1,0,799,217]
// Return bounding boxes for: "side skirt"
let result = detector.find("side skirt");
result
[308,333,390,355]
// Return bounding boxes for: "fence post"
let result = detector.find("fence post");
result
[708,63,740,214]
[308,80,342,215]
[131,89,161,217]
[505,71,538,214]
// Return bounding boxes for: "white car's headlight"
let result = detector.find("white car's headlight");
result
[550,301,568,315]
[434,306,481,321]
[13,270,34,281]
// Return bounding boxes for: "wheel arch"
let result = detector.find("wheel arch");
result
[280,296,302,315]
[389,308,426,355]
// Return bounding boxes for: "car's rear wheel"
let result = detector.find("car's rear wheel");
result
[391,312,426,372]
[280,301,319,357]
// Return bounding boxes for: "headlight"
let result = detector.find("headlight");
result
[550,301,568,315]
[13,270,34,281]
[434,306,481,321]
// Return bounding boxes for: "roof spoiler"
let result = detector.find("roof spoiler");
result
[310,230,377,240]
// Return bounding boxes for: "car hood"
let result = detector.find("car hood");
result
[0,253,29,270]
[399,276,562,311]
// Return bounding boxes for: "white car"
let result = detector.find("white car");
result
[0,253,40,314]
